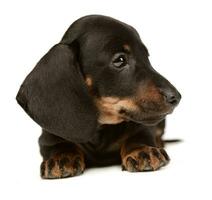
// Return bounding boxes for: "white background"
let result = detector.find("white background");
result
[0,0,211,199]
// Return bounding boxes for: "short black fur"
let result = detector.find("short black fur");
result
[16,15,181,178]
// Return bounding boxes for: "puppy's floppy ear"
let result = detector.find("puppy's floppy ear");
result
[16,43,98,143]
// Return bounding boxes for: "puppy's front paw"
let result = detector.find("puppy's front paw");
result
[122,146,170,172]
[41,152,85,179]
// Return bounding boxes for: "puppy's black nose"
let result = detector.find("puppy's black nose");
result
[160,88,181,106]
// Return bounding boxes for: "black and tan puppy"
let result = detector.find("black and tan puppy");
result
[16,15,181,179]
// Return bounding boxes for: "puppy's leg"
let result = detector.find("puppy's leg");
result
[39,130,85,179]
[155,119,166,148]
[121,128,170,172]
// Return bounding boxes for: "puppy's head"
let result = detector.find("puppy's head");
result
[62,15,181,126]
[16,15,181,143]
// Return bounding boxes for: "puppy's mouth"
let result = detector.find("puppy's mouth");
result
[119,109,167,126]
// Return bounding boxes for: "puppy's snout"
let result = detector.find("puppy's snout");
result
[159,87,181,107]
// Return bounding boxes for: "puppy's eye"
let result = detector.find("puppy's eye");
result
[113,54,127,68]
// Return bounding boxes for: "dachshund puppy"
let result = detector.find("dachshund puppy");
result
[16,15,181,179]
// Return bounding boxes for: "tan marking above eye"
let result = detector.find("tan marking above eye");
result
[85,76,93,87]
[123,44,131,52]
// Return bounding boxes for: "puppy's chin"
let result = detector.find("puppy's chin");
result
[123,116,165,126]
[139,117,165,126]
[119,109,166,126]
[98,111,165,126]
